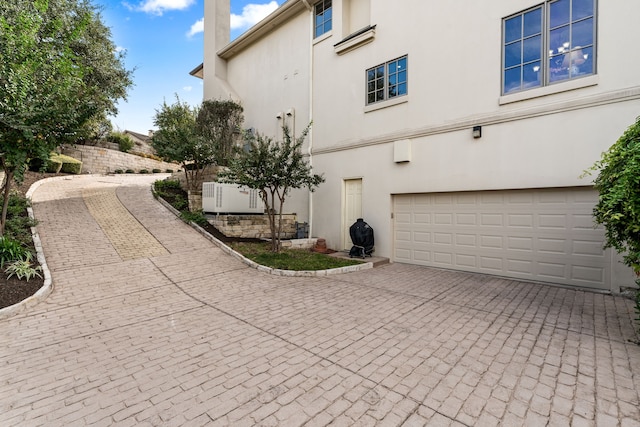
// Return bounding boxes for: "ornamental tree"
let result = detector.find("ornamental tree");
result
[0,0,132,234]
[196,100,244,167]
[219,125,325,252]
[152,96,210,193]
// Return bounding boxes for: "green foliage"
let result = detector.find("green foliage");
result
[5,258,42,281]
[152,168,161,173]
[196,99,244,167]
[229,242,361,270]
[586,117,640,273]
[53,154,82,174]
[152,95,208,192]
[153,179,188,211]
[219,125,324,252]
[139,169,149,174]
[179,210,208,226]
[114,169,123,174]
[165,169,174,173]
[108,132,134,153]
[0,0,132,234]
[1,192,37,245]
[0,236,31,268]
[46,157,63,173]
[125,169,134,174]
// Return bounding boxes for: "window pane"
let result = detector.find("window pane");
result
[397,57,407,71]
[397,82,407,96]
[523,61,541,88]
[577,45,594,75]
[572,17,593,47]
[572,0,593,20]
[504,67,522,93]
[549,26,570,55]
[388,74,397,85]
[523,35,541,63]
[504,15,522,43]
[389,85,397,98]
[376,78,384,89]
[550,0,570,28]
[387,61,397,74]
[368,93,375,104]
[523,8,542,37]
[398,70,407,83]
[504,41,521,68]
[376,90,383,101]
[549,56,569,82]
[367,69,376,81]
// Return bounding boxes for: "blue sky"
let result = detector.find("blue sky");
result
[94,0,285,134]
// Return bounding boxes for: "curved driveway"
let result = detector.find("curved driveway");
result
[1,175,639,426]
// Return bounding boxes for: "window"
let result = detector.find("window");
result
[502,0,595,95]
[314,0,332,38]
[366,56,408,105]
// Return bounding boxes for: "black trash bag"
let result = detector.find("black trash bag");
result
[349,218,374,258]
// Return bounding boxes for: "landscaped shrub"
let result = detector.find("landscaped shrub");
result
[152,168,161,173]
[139,169,149,174]
[50,153,82,174]
[1,191,38,245]
[0,236,32,268]
[114,169,124,174]
[165,169,174,173]
[45,158,63,173]
[125,169,135,174]
[108,132,134,153]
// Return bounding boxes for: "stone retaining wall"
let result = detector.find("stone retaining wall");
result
[62,145,178,174]
[208,214,297,239]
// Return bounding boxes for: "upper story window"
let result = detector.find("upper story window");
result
[314,0,332,38]
[502,0,595,95]
[366,56,408,105]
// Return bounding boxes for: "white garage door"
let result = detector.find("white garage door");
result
[393,187,610,289]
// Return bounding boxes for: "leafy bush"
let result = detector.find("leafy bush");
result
[165,169,174,173]
[108,132,134,153]
[5,258,42,281]
[46,158,63,173]
[180,210,208,226]
[125,169,135,174]
[0,192,38,245]
[139,169,149,174]
[114,169,123,174]
[0,237,32,268]
[49,153,82,174]
[152,168,161,173]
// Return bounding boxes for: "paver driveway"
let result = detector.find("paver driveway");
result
[1,175,639,426]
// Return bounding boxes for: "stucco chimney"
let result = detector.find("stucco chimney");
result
[204,0,231,100]
[148,130,154,138]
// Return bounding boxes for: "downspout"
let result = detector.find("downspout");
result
[307,3,315,238]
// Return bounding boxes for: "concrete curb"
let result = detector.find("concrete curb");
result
[0,176,61,321]
[152,189,373,276]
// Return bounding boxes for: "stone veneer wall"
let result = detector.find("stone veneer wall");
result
[62,145,178,174]
[208,214,297,239]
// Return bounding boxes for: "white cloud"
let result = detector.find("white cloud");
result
[125,0,195,16]
[231,1,279,31]
[183,86,193,92]
[186,17,204,37]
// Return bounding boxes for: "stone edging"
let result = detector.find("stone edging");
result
[153,190,373,276]
[0,176,67,321]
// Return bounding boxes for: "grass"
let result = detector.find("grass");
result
[229,242,362,271]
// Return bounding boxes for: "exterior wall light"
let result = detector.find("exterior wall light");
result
[472,126,482,139]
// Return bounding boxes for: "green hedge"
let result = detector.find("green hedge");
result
[50,153,82,174]
[46,158,63,173]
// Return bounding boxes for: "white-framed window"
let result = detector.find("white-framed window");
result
[314,0,332,38]
[366,56,408,105]
[502,0,595,95]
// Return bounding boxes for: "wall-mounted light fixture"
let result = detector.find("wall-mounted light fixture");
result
[276,112,283,120]
[472,125,482,139]
[286,108,295,117]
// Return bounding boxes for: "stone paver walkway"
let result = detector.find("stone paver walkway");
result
[0,175,639,426]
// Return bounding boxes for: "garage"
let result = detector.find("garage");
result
[393,187,611,290]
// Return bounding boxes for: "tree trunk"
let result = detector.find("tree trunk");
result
[0,169,14,236]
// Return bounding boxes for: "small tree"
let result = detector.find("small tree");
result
[196,100,244,167]
[152,96,212,193]
[0,0,132,235]
[220,125,324,252]
[585,116,640,331]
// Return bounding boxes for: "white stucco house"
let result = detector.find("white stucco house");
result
[193,0,640,292]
